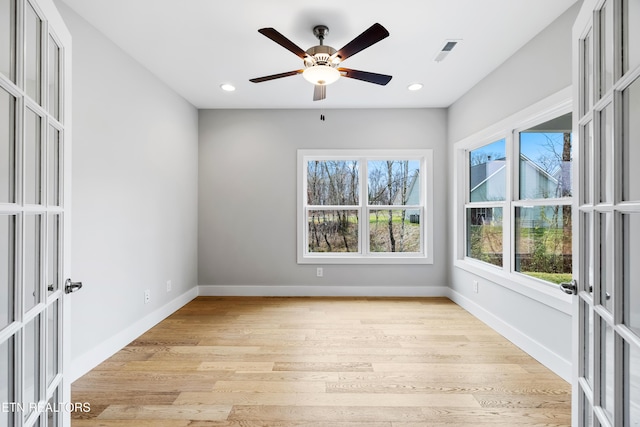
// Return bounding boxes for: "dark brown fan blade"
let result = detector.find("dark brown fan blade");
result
[313,84,326,101]
[338,68,392,85]
[258,28,309,59]
[333,23,389,61]
[250,70,303,83]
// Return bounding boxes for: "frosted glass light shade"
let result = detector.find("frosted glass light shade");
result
[302,65,340,85]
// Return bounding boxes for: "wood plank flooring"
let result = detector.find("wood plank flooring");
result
[71,297,571,426]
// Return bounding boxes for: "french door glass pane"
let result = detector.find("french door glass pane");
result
[47,388,59,427]
[0,215,15,331]
[514,205,572,284]
[623,213,640,337]
[600,104,613,204]
[582,388,594,427]
[466,207,503,267]
[369,209,420,253]
[583,32,593,116]
[25,108,42,205]
[623,0,640,73]
[47,300,58,385]
[367,160,420,205]
[582,121,593,205]
[48,36,59,119]
[519,113,572,199]
[583,212,594,294]
[307,210,359,253]
[626,342,640,426]
[0,337,14,427]
[583,300,594,386]
[47,126,60,206]
[469,139,506,202]
[47,214,59,294]
[0,0,15,82]
[600,319,615,423]
[599,213,613,311]
[25,2,41,103]
[307,160,359,205]
[599,0,614,97]
[24,315,40,420]
[0,88,16,204]
[25,214,42,312]
[623,76,640,202]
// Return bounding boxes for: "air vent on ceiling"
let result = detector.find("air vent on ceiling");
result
[434,39,460,62]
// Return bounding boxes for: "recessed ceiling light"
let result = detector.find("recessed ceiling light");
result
[407,83,423,91]
[220,84,236,92]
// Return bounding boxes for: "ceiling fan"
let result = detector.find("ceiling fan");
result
[250,23,392,101]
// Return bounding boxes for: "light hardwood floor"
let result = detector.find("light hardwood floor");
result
[71,297,571,426]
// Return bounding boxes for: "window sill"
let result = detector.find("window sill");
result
[298,255,434,265]
[454,258,572,314]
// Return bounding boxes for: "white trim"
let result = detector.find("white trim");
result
[198,284,449,297]
[447,288,571,382]
[68,287,198,383]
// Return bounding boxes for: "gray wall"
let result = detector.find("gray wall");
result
[447,2,582,374]
[198,108,448,292]
[55,2,199,364]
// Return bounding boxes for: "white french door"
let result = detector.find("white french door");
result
[572,0,640,426]
[0,0,72,426]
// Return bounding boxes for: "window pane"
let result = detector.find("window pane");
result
[626,342,640,426]
[469,139,506,202]
[369,209,420,253]
[582,121,593,205]
[0,337,14,427]
[519,113,573,199]
[307,210,358,253]
[0,88,16,203]
[25,214,42,312]
[623,76,640,202]
[583,31,594,115]
[0,215,15,331]
[623,0,640,73]
[599,213,613,311]
[600,319,614,423]
[367,160,420,205]
[47,214,60,294]
[466,207,503,267]
[48,36,60,119]
[582,300,594,386]
[514,205,572,284]
[0,0,15,81]
[48,126,60,206]
[623,213,640,338]
[307,160,359,205]
[25,108,42,205]
[26,2,42,103]
[599,0,614,97]
[47,300,58,385]
[600,104,613,204]
[24,315,40,420]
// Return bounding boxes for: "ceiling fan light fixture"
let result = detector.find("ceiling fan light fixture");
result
[407,83,423,91]
[302,65,340,85]
[220,83,236,92]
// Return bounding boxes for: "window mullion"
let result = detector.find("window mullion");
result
[360,157,367,255]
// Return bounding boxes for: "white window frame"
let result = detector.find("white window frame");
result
[453,87,574,312]
[297,149,434,265]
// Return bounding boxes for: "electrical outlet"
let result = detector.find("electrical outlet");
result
[316,267,323,277]
[166,280,172,292]
[473,280,479,293]
[144,289,151,304]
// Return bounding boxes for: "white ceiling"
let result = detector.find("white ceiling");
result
[59,0,578,109]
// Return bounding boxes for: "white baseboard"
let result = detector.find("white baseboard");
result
[69,287,198,382]
[446,288,571,382]
[198,284,450,297]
